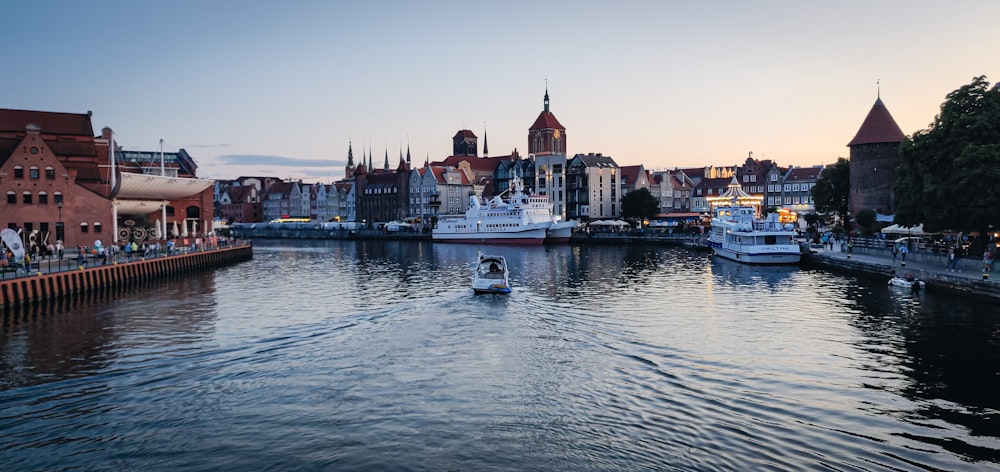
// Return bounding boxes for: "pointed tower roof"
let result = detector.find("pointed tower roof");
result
[383,149,389,170]
[529,86,565,131]
[847,98,905,146]
[347,140,354,168]
[406,144,411,166]
[483,125,489,157]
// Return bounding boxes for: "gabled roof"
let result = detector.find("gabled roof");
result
[529,111,565,131]
[453,129,477,139]
[785,165,823,181]
[570,153,618,168]
[619,165,644,186]
[848,98,905,146]
[0,108,95,136]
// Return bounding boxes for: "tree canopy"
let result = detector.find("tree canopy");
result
[621,188,660,220]
[811,157,850,224]
[894,76,1000,237]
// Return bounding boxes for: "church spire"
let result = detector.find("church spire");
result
[406,143,411,166]
[543,81,550,112]
[383,148,389,171]
[347,139,354,168]
[483,122,489,157]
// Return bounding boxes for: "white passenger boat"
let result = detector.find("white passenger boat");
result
[433,176,553,245]
[706,177,800,265]
[545,219,579,243]
[472,254,511,295]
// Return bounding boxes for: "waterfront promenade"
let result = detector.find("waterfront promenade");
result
[1,241,253,312]
[804,241,998,299]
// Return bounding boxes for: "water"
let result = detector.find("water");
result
[2,239,999,471]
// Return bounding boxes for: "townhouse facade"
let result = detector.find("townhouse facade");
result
[566,153,620,220]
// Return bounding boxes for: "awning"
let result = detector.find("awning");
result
[115,199,169,215]
[116,172,214,200]
[880,224,925,235]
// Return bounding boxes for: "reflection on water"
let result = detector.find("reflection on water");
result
[2,239,999,471]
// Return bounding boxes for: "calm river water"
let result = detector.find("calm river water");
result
[2,239,999,471]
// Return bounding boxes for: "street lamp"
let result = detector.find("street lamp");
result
[56,200,63,241]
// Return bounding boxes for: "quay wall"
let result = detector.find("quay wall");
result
[230,225,704,247]
[231,226,429,241]
[802,250,999,300]
[1,244,253,313]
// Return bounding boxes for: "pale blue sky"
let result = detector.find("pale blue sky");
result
[3,1,998,182]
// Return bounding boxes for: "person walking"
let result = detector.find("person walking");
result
[892,245,898,263]
[947,247,957,272]
[985,249,994,272]
[899,244,908,264]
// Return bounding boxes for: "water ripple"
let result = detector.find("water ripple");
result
[2,240,999,470]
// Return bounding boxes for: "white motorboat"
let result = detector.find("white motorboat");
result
[888,275,924,290]
[472,254,511,295]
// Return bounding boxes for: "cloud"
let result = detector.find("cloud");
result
[217,154,345,168]
[185,143,234,148]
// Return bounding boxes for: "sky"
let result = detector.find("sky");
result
[3,1,999,183]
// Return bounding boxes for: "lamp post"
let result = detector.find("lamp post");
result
[56,200,63,240]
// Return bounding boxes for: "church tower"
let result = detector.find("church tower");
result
[847,94,905,218]
[452,130,478,156]
[528,87,566,156]
[528,85,568,220]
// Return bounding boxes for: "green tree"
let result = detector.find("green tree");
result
[811,157,850,225]
[621,188,660,221]
[855,208,877,235]
[894,76,1000,243]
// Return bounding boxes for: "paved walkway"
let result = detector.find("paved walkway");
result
[809,243,995,283]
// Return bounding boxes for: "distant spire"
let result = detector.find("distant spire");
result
[347,139,354,168]
[383,148,389,170]
[877,78,881,99]
[543,80,550,112]
[406,142,411,166]
[483,122,489,157]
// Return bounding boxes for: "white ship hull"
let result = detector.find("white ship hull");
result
[710,244,801,264]
[545,220,578,243]
[433,222,548,245]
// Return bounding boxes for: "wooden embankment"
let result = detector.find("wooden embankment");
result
[0,244,253,314]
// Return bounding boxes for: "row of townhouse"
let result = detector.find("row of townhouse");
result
[213,151,825,225]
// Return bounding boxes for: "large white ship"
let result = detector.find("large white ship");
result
[707,205,801,264]
[433,177,561,245]
[706,177,800,264]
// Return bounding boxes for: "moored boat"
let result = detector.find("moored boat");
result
[706,177,800,265]
[472,254,511,294]
[888,275,924,290]
[545,219,579,243]
[433,175,554,245]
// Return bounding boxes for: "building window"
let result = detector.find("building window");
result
[54,192,63,205]
[38,192,48,205]
[14,166,24,179]
[94,222,102,233]
[80,222,89,233]
[770,173,778,182]
[22,192,32,204]
[6,191,14,204]
[29,166,40,180]
[46,166,56,179]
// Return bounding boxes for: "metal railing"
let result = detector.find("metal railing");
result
[0,239,244,280]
